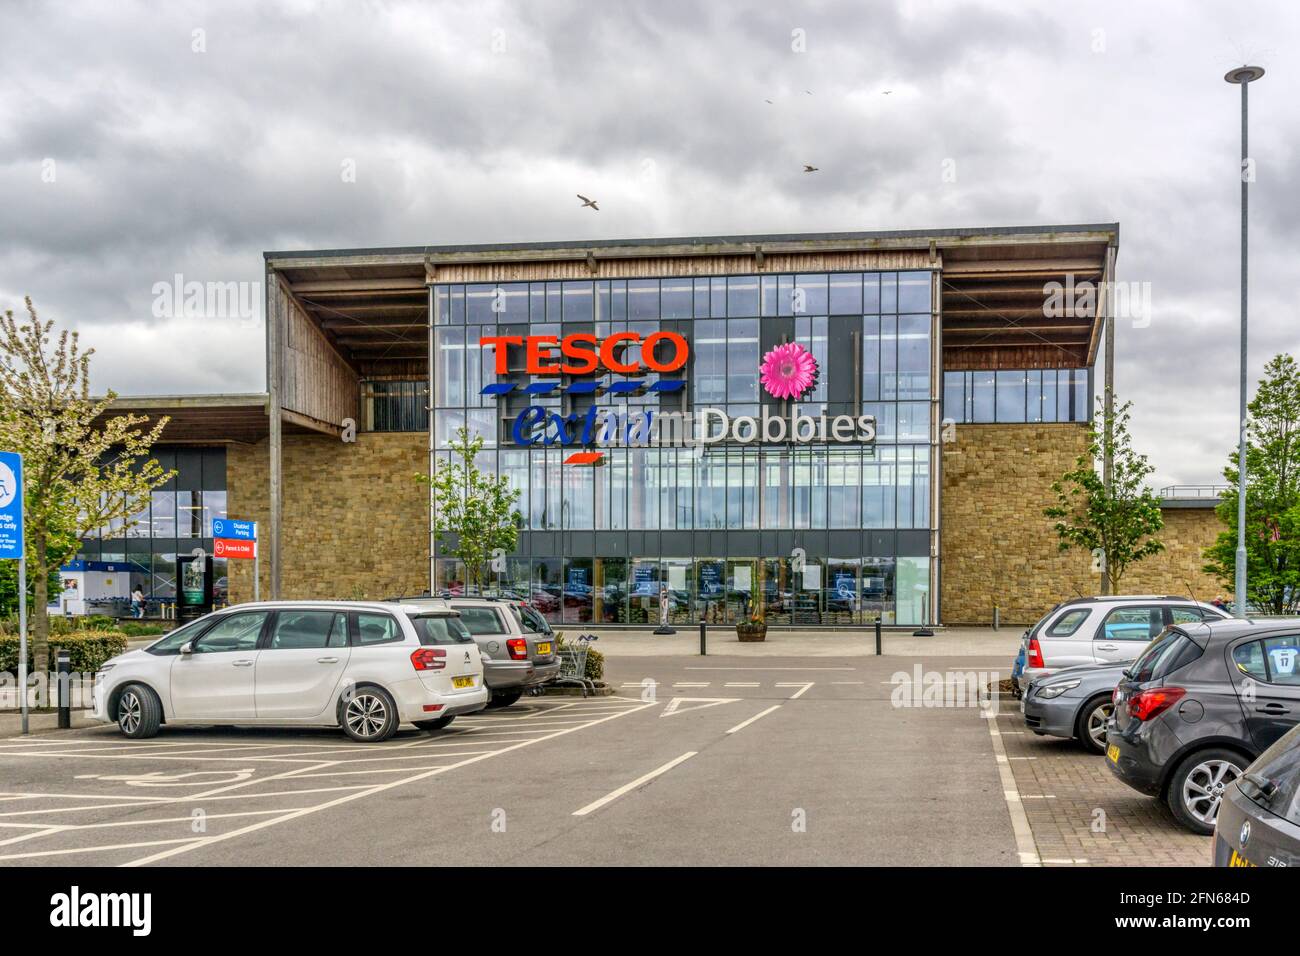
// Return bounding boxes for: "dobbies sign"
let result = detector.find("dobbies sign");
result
[479,335,873,464]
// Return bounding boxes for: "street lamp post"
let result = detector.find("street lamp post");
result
[1225,65,1264,619]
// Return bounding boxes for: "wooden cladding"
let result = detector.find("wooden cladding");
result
[274,277,361,429]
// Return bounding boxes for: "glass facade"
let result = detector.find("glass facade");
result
[943,368,1092,424]
[75,447,229,611]
[430,271,936,626]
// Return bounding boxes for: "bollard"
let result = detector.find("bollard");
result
[56,649,71,730]
[875,617,882,656]
[699,619,707,656]
[993,604,1000,631]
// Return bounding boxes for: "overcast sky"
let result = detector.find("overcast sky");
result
[1,0,1295,488]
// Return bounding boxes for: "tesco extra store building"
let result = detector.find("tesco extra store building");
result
[111,225,1131,628]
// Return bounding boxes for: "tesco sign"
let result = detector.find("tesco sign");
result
[481,332,689,375]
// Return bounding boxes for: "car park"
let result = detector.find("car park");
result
[403,595,561,707]
[1022,661,1128,754]
[1107,619,1300,834]
[1014,595,1229,693]
[1213,722,1300,867]
[91,600,488,742]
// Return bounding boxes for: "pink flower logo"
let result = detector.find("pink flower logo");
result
[759,342,818,400]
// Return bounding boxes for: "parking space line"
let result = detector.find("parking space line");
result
[119,699,657,867]
[775,682,815,699]
[0,826,66,848]
[571,752,697,817]
[0,837,201,862]
[724,682,760,687]
[985,710,1040,867]
[726,705,781,734]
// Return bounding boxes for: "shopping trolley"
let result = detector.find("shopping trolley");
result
[553,633,599,697]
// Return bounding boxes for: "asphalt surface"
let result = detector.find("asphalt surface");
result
[0,653,1017,866]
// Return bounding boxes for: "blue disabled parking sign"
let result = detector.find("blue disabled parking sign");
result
[211,518,256,541]
[0,450,23,560]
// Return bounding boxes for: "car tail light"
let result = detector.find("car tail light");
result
[411,647,447,671]
[506,638,528,660]
[1027,637,1044,669]
[1126,686,1186,721]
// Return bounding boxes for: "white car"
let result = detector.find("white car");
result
[92,601,488,742]
[1016,595,1230,692]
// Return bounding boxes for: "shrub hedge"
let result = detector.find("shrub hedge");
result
[0,630,128,674]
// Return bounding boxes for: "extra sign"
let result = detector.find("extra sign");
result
[212,518,257,561]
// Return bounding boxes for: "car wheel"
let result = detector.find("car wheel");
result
[1073,695,1114,756]
[116,684,162,739]
[487,689,523,709]
[340,686,398,742]
[413,715,455,731]
[1166,748,1246,835]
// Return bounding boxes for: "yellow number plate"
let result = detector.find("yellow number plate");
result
[1228,849,1256,868]
[536,642,552,655]
[1107,744,1120,764]
[452,676,475,689]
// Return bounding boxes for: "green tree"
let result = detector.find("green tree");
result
[418,426,521,594]
[1045,397,1165,592]
[0,298,174,669]
[1204,354,1300,614]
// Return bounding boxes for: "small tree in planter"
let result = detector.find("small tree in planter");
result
[736,610,767,642]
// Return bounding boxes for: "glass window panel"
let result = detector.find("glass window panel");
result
[760,275,777,316]
[465,284,498,323]
[896,313,930,400]
[972,371,995,422]
[829,273,862,315]
[896,447,915,529]
[628,279,659,320]
[880,315,897,400]
[545,282,562,321]
[862,447,896,528]
[434,286,451,325]
[434,327,465,407]
[561,281,594,322]
[726,318,759,402]
[150,491,176,537]
[863,272,881,313]
[943,371,966,424]
[727,276,760,317]
[898,402,930,441]
[828,448,860,529]
[896,557,930,626]
[562,558,594,623]
[898,271,931,312]
[1041,369,1058,422]
[1026,369,1043,423]
[1072,369,1091,422]
[996,370,1027,423]
[449,286,465,323]
[762,450,789,529]
[175,494,202,538]
[913,446,930,528]
[434,409,465,449]
[660,277,693,319]
[562,460,593,530]
[862,315,880,402]
[697,453,727,530]
[880,273,897,313]
[692,319,727,405]
[693,277,711,318]
[793,274,828,315]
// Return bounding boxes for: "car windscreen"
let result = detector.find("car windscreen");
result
[408,614,475,645]
[145,618,210,655]
[1124,630,1202,683]
[1240,723,1300,826]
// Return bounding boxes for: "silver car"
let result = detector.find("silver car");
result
[1022,661,1128,754]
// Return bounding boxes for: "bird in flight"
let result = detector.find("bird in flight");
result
[803,165,819,173]
[577,194,599,210]
[764,98,773,104]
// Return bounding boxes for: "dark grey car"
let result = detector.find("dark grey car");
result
[1214,721,1300,867]
[1022,661,1127,754]
[1107,619,1300,834]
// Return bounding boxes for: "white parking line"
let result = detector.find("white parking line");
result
[571,752,697,817]
[775,682,814,699]
[986,711,1040,867]
[726,705,782,734]
[119,699,655,866]
[723,682,760,687]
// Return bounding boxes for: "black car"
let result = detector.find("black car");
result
[1214,722,1300,867]
[1106,619,1300,834]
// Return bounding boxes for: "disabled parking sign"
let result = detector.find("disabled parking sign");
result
[0,450,24,559]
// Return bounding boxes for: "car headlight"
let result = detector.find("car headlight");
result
[1036,678,1081,699]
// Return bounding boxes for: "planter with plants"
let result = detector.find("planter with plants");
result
[736,614,767,642]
